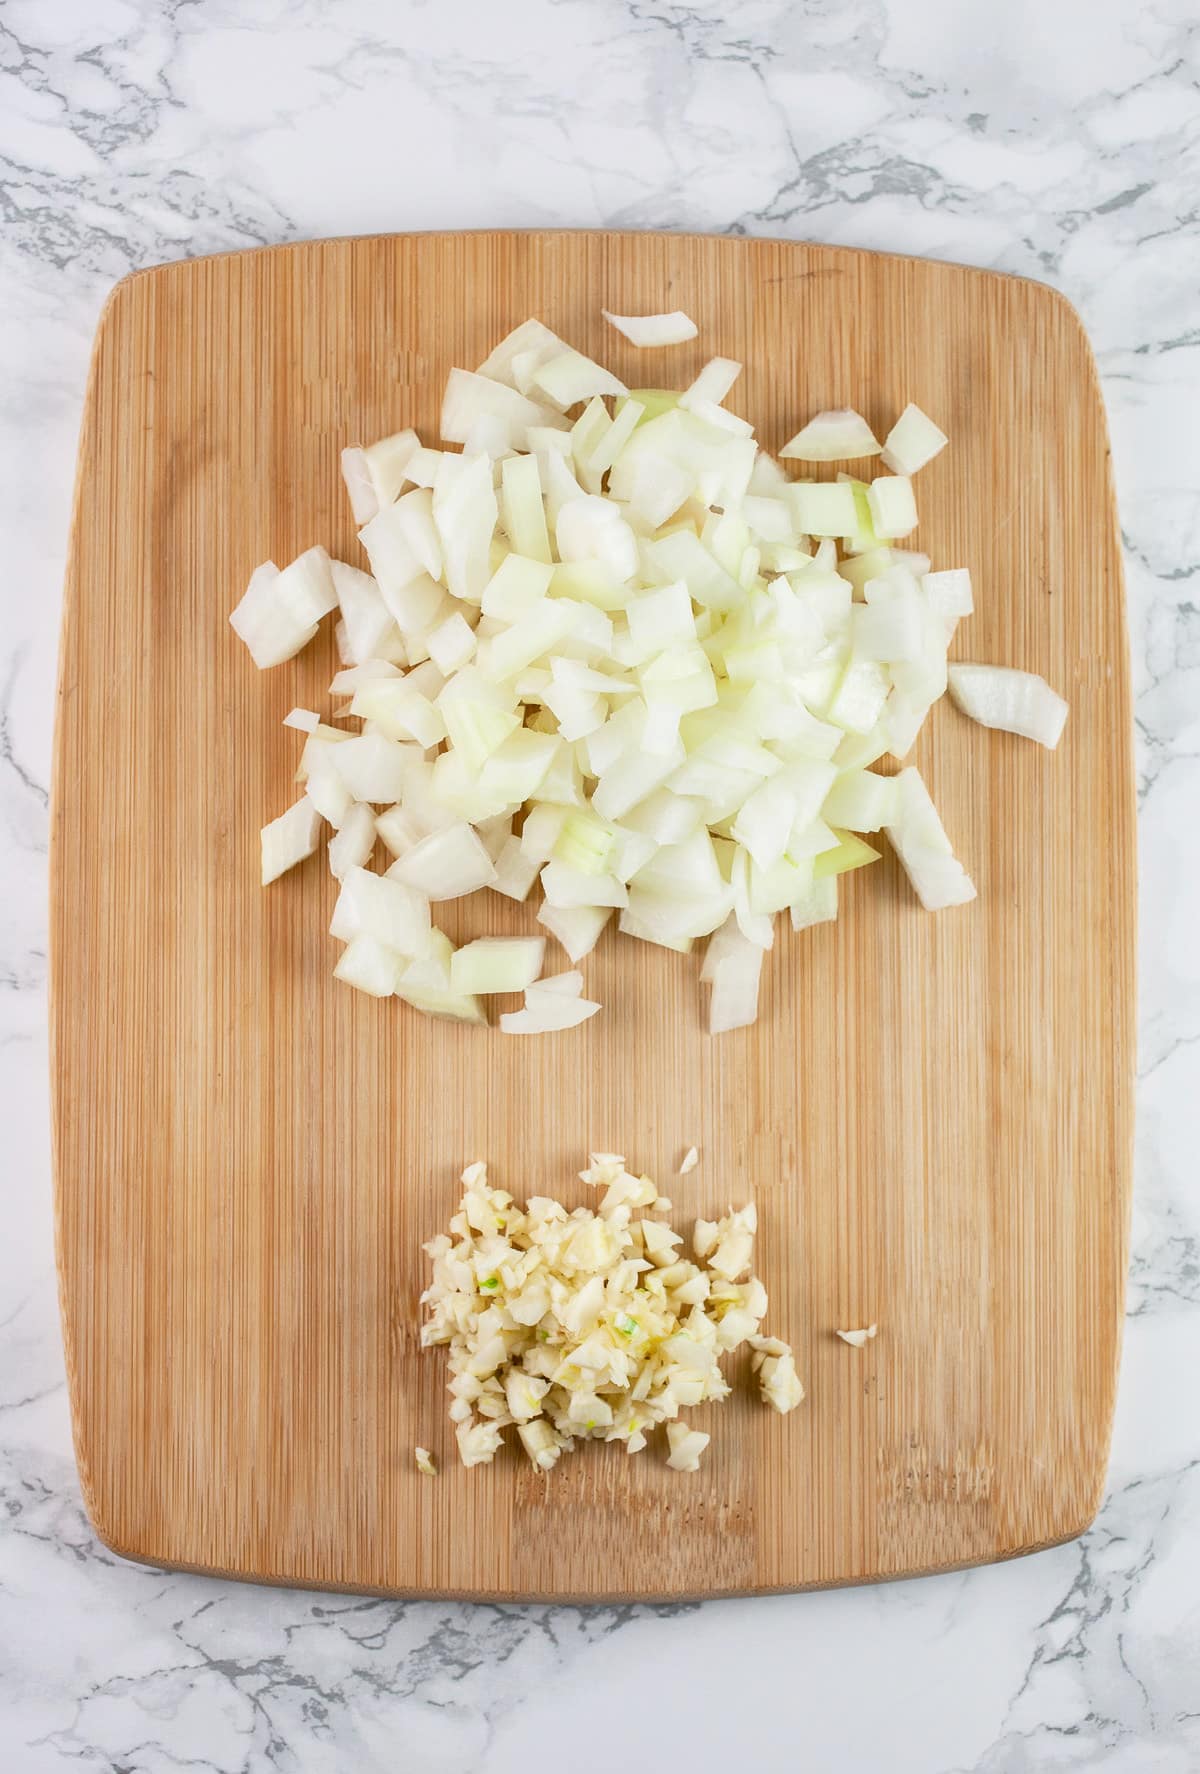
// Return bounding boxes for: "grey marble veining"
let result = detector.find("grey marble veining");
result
[1,0,1197,1768]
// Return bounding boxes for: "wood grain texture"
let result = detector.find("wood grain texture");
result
[51,232,1135,1602]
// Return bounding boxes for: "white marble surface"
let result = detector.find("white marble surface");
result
[2,0,1198,1767]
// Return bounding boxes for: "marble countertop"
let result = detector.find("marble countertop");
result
[2,1,1197,1768]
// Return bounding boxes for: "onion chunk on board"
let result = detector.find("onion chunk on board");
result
[233,312,1068,1032]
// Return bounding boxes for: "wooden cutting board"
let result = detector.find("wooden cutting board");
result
[52,232,1134,1601]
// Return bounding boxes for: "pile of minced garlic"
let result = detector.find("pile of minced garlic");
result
[420,1154,804,1473]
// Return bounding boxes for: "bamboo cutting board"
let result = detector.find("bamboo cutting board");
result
[52,232,1134,1601]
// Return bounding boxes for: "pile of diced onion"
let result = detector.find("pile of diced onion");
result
[236,309,1068,1034]
[420,1155,803,1473]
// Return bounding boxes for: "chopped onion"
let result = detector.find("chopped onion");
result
[340,429,420,523]
[528,972,582,1000]
[533,348,627,408]
[532,969,584,997]
[866,476,918,540]
[948,664,1068,749]
[491,836,540,902]
[499,987,600,1033]
[601,309,698,347]
[327,802,377,879]
[450,937,546,995]
[477,317,568,390]
[780,409,881,462]
[440,368,559,453]
[681,357,741,410]
[702,916,765,1035]
[789,874,838,931]
[330,733,416,804]
[836,1324,878,1347]
[333,933,407,997]
[884,768,977,910]
[330,865,432,953]
[392,822,497,900]
[283,707,320,733]
[678,1145,699,1175]
[238,309,1064,1036]
[332,560,403,666]
[231,562,317,669]
[881,403,947,476]
[788,482,859,538]
[273,546,339,627]
[538,901,612,961]
[261,798,322,885]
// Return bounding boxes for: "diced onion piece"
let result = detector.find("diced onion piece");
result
[853,585,925,663]
[327,802,378,879]
[392,487,443,581]
[810,830,878,881]
[427,611,477,675]
[261,798,322,885]
[440,368,559,452]
[333,933,407,997]
[403,445,446,489]
[788,483,859,538]
[351,679,445,747]
[866,476,918,540]
[305,756,353,828]
[780,409,881,462]
[948,664,1068,749]
[340,429,420,523]
[500,990,601,1033]
[556,496,639,584]
[357,503,422,602]
[790,874,838,931]
[432,453,498,606]
[329,865,432,954]
[703,915,766,1034]
[884,767,976,910]
[678,1146,699,1175]
[331,733,417,804]
[836,1324,878,1347]
[681,357,741,411]
[532,969,584,997]
[481,553,553,623]
[821,769,898,833]
[881,403,947,476]
[273,546,339,626]
[392,823,497,900]
[477,318,569,390]
[283,707,321,733]
[923,568,974,619]
[534,348,627,408]
[538,902,612,962]
[450,937,546,995]
[332,560,403,666]
[231,562,317,669]
[490,835,541,902]
[376,805,425,858]
[398,977,486,1025]
[500,454,551,564]
[601,309,698,347]
[414,1446,438,1476]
